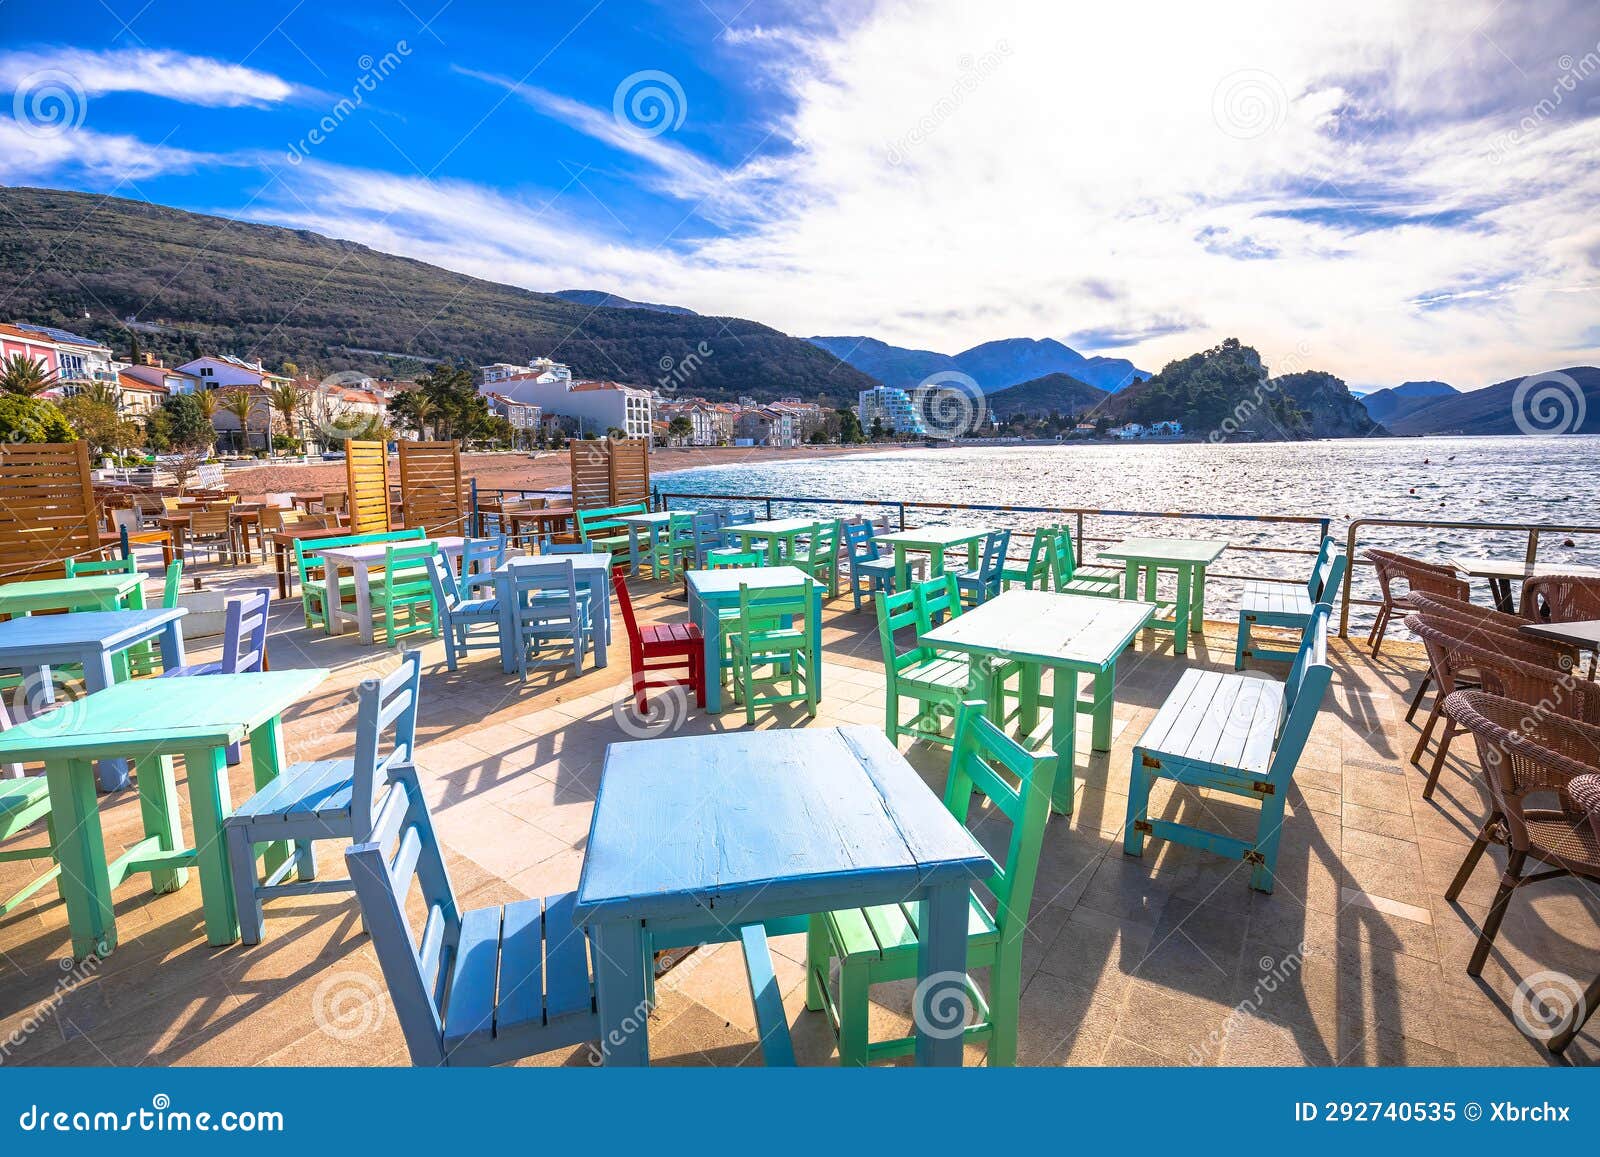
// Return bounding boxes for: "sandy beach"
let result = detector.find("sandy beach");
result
[225,441,906,495]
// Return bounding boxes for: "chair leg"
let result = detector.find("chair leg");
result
[1547,970,1600,1054]
[1250,794,1288,893]
[1422,716,1456,799]
[1404,671,1432,723]
[804,914,829,1012]
[1367,604,1390,654]
[1410,700,1443,765]
[987,957,1019,1067]
[1445,818,1496,902]
[225,826,264,946]
[837,957,872,1066]
[1467,849,1525,976]
[1234,614,1250,670]
[1122,762,1151,858]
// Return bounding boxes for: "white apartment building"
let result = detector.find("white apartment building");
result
[176,355,291,391]
[490,374,652,440]
[16,324,118,386]
[479,357,573,388]
[857,385,929,436]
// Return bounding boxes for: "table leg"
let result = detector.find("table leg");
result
[184,743,238,945]
[810,586,824,699]
[930,545,947,579]
[627,525,643,576]
[48,758,117,958]
[894,546,909,591]
[354,568,375,645]
[1048,664,1079,813]
[1016,664,1042,734]
[1192,563,1208,630]
[591,577,609,669]
[251,717,291,882]
[1141,563,1158,604]
[275,543,290,600]
[1121,559,1138,598]
[692,587,722,712]
[324,561,343,637]
[1489,577,1514,614]
[1173,565,1193,657]
[497,572,516,675]
[83,651,131,793]
[913,880,970,1067]
[592,920,650,1066]
[1091,663,1116,752]
[136,754,188,893]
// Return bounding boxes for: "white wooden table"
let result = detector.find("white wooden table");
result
[922,589,1154,812]
[315,536,465,644]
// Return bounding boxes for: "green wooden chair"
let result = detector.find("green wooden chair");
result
[370,543,441,644]
[651,512,696,580]
[294,530,424,630]
[876,575,988,747]
[575,502,648,559]
[128,560,184,676]
[1047,527,1122,596]
[806,699,1058,1066]
[0,776,62,919]
[728,580,817,724]
[1001,525,1056,590]
[795,519,842,598]
[707,549,762,569]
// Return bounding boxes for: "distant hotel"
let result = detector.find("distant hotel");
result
[479,357,652,440]
[857,384,934,437]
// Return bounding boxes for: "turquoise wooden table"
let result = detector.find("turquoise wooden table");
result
[575,726,993,1066]
[720,517,816,565]
[1098,537,1228,657]
[921,589,1153,812]
[0,669,329,957]
[616,512,673,575]
[493,552,614,674]
[0,607,188,792]
[0,573,146,616]
[686,565,824,712]
[872,525,991,589]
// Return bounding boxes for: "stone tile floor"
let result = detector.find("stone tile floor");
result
[0,557,1595,1067]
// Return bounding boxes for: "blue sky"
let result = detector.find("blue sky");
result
[2,0,1599,389]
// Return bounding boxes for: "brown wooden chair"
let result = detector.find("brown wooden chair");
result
[1362,548,1468,655]
[1443,691,1600,1054]
[185,508,235,565]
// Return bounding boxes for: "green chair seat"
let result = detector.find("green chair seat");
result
[824,891,999,963]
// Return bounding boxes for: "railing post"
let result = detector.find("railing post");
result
[1075,512,1085,564]
[469,478,479,536]
[897,503,907,531]
[766,498,774,520]
[1339,520,1360,638]
[1525,527,1540,569]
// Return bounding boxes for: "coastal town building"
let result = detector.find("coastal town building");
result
[14,324,119,387]
[734,406,800,447]
[490,372,653,440]
[175,355,291,392]
[0,323,62,382]
[112,368,170,416]
[857,384,929,436]
[121,362,201,398]
[479,357,572,389]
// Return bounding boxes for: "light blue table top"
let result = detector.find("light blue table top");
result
[0,607,186,656]
[500,552,614,576]
[686,565,822,598]
[575,726,992,923]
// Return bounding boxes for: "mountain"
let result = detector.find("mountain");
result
[1360,380,1459,425]
[0,187,874,404]
[808,334,1148,393]
[1107,338,1383,440]
[1384,367,1600,435]
[551,290,696,316]
[805,336,959,391]
[986,372,1110,419]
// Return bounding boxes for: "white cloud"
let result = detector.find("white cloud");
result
[0,116,207,183]
[0,47,297,108]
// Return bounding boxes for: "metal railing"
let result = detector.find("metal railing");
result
[1339,516,1600,636]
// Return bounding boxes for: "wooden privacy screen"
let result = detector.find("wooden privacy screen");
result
[569,437,651,508]
[0,440,98,581]
[398,441,466,533]
[344,439,393,534]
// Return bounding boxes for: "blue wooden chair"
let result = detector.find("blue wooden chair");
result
[223,650,422,944]
[160,586,271,765]
[706,508,758,565]
[346,766,599,1065]
[1234,536,1346,669]
[952,528,1011,606]
[509,560,592,680]
[1125,603,1334,892]
[426,554,501,672]
[459,535,507,599]
[843,520,899,611]
[674,512,724,573]
[1,774,61,919]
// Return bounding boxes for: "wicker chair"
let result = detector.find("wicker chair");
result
[1443,691,1600,1053]
[1362,549,1468,656]
[1521,573,1600,623]
[1407,615,1592,798]
[1403,592,1578,721]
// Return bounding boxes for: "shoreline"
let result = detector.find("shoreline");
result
[224,441,911,494]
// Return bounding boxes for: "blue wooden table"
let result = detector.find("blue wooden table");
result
[492,553,614,674]
[686,565,825,712]
[616,512,673,576]
[574,725,993,1066]
[0,608,188,792]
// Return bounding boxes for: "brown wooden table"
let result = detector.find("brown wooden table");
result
[269,525,354,599]
[158,505,264,564]
[1449,557,1600,614]
[504,504,575,546]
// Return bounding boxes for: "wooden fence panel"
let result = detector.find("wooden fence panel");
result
[608,437,651,506]
[569,440,611,509]
[344,439,393,534]
[0,441,99,581]
[398,441,467,533]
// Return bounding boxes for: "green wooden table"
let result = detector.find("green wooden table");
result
[871,525,991,589]
[720,517,817,565]
[921,589,1154,812]
[1098,537,1228,657]
[0,573,147,616]
[0,669,329,957]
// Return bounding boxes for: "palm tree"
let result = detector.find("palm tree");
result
[80,381,121,410]
[408,395,436,441]
[217,387,257,453]
[266,382,305,456]
[0,354,57,396]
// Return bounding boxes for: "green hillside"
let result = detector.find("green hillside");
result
[986,372,1110,419]
[0,186,875,404]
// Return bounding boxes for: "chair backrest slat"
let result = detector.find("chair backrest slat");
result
[350,651,424,837]
[220,587,272,673]
[1270,603,1333,785]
